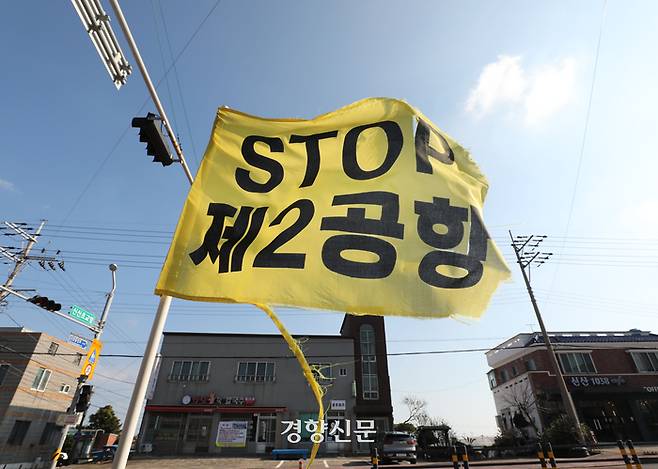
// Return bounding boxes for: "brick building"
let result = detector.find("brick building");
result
[486,329,658,442]
[0,327,83,467]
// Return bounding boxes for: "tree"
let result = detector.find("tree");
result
[502,381,542,438]
[400,396,430,426]
[88,405,122,434]
[394,422,417,433]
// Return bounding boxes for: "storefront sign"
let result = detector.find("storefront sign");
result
[330,400,346,410]
[181,392,256,406]
[216,421,248,447]
[645,386,658,392]
[569,376,626,387]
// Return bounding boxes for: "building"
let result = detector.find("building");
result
[486,329,658,442]
[139,315,393,455]
[0,327,83,467]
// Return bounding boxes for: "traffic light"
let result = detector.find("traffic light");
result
[27,295,62,312]
[131,113,174,166]
[75,384,93,412]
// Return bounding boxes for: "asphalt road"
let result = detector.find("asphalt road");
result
[112,456,658,469]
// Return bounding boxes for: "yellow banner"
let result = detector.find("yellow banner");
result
[156,98,510,318]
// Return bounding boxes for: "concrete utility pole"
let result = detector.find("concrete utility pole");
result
[0,220,46,302]
[49,264,118,469]
[105,1,195,467]
[509,231,585,444]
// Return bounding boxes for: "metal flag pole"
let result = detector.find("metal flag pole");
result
[106,1,193,467]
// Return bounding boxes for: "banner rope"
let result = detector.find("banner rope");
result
[255,303,324,469]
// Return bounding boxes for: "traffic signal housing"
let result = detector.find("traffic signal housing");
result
[131,113,174,166]
[75,384,93,413]
[28,295,62,312]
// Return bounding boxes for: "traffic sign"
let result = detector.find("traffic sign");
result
[67,333,91,351]
[67,305,96,326]
[80,339,103,380]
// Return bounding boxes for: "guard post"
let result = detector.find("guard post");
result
[537,443,548,469]
[371,447,379,469]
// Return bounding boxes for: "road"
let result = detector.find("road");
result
[114,456,658,469]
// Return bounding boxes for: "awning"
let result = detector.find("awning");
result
[145,405,286,414]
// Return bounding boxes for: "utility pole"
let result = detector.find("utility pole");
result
[49,263,118,469]
[509,231,585,444]
[0,220,46,302]
[103,1,194,467]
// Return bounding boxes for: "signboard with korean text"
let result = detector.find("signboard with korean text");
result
[156,98,510,318]
[67,305,96,326]
[216,421,248,447]
[68,333,91,351]
[80,338,103,379]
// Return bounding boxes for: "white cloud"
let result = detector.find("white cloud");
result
[465,55,526,118]
[0,178,14,191]
[466,55,577,125]
[524,58,576,125]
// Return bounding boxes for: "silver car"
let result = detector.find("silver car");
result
[377,431,417,464]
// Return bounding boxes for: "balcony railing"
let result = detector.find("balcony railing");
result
[167,374,210,382]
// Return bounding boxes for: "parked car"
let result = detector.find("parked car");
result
[91,445,118,463]
[376,431,417,464]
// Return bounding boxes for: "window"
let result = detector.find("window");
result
[499,369,509,382]
[0,363,9,385]
[73,353,83,366]
[525,358,537,371]
[631,351,658,372]
[339,368,347,377]
[236,361,275,382]
[48,342,59,355]
[169,361,210,381]
[511,365,518,376]
[39,422,61,445]
[310,363,332,381]
[487,370,497,389]
[558,353,596,374]
[7,420,31,445]
[31,368,51,391]
[59,384,71,394]
[360,325,379,400]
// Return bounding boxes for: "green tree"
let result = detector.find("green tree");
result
[88,405,122,434]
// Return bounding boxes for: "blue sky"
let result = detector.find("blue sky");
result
[2,0,658,436]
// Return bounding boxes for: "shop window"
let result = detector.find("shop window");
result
[8,420,31,445]
[360,325,379,400]
[558,352,596,374]
[169,360,210,381]
[0,363,9,385]
[631,351,658,372]
[48,342,59,355]
[31,367,51,391]
[236,361,275,382]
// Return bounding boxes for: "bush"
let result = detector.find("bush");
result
[541,415,594,446]
[494,428,525,447]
